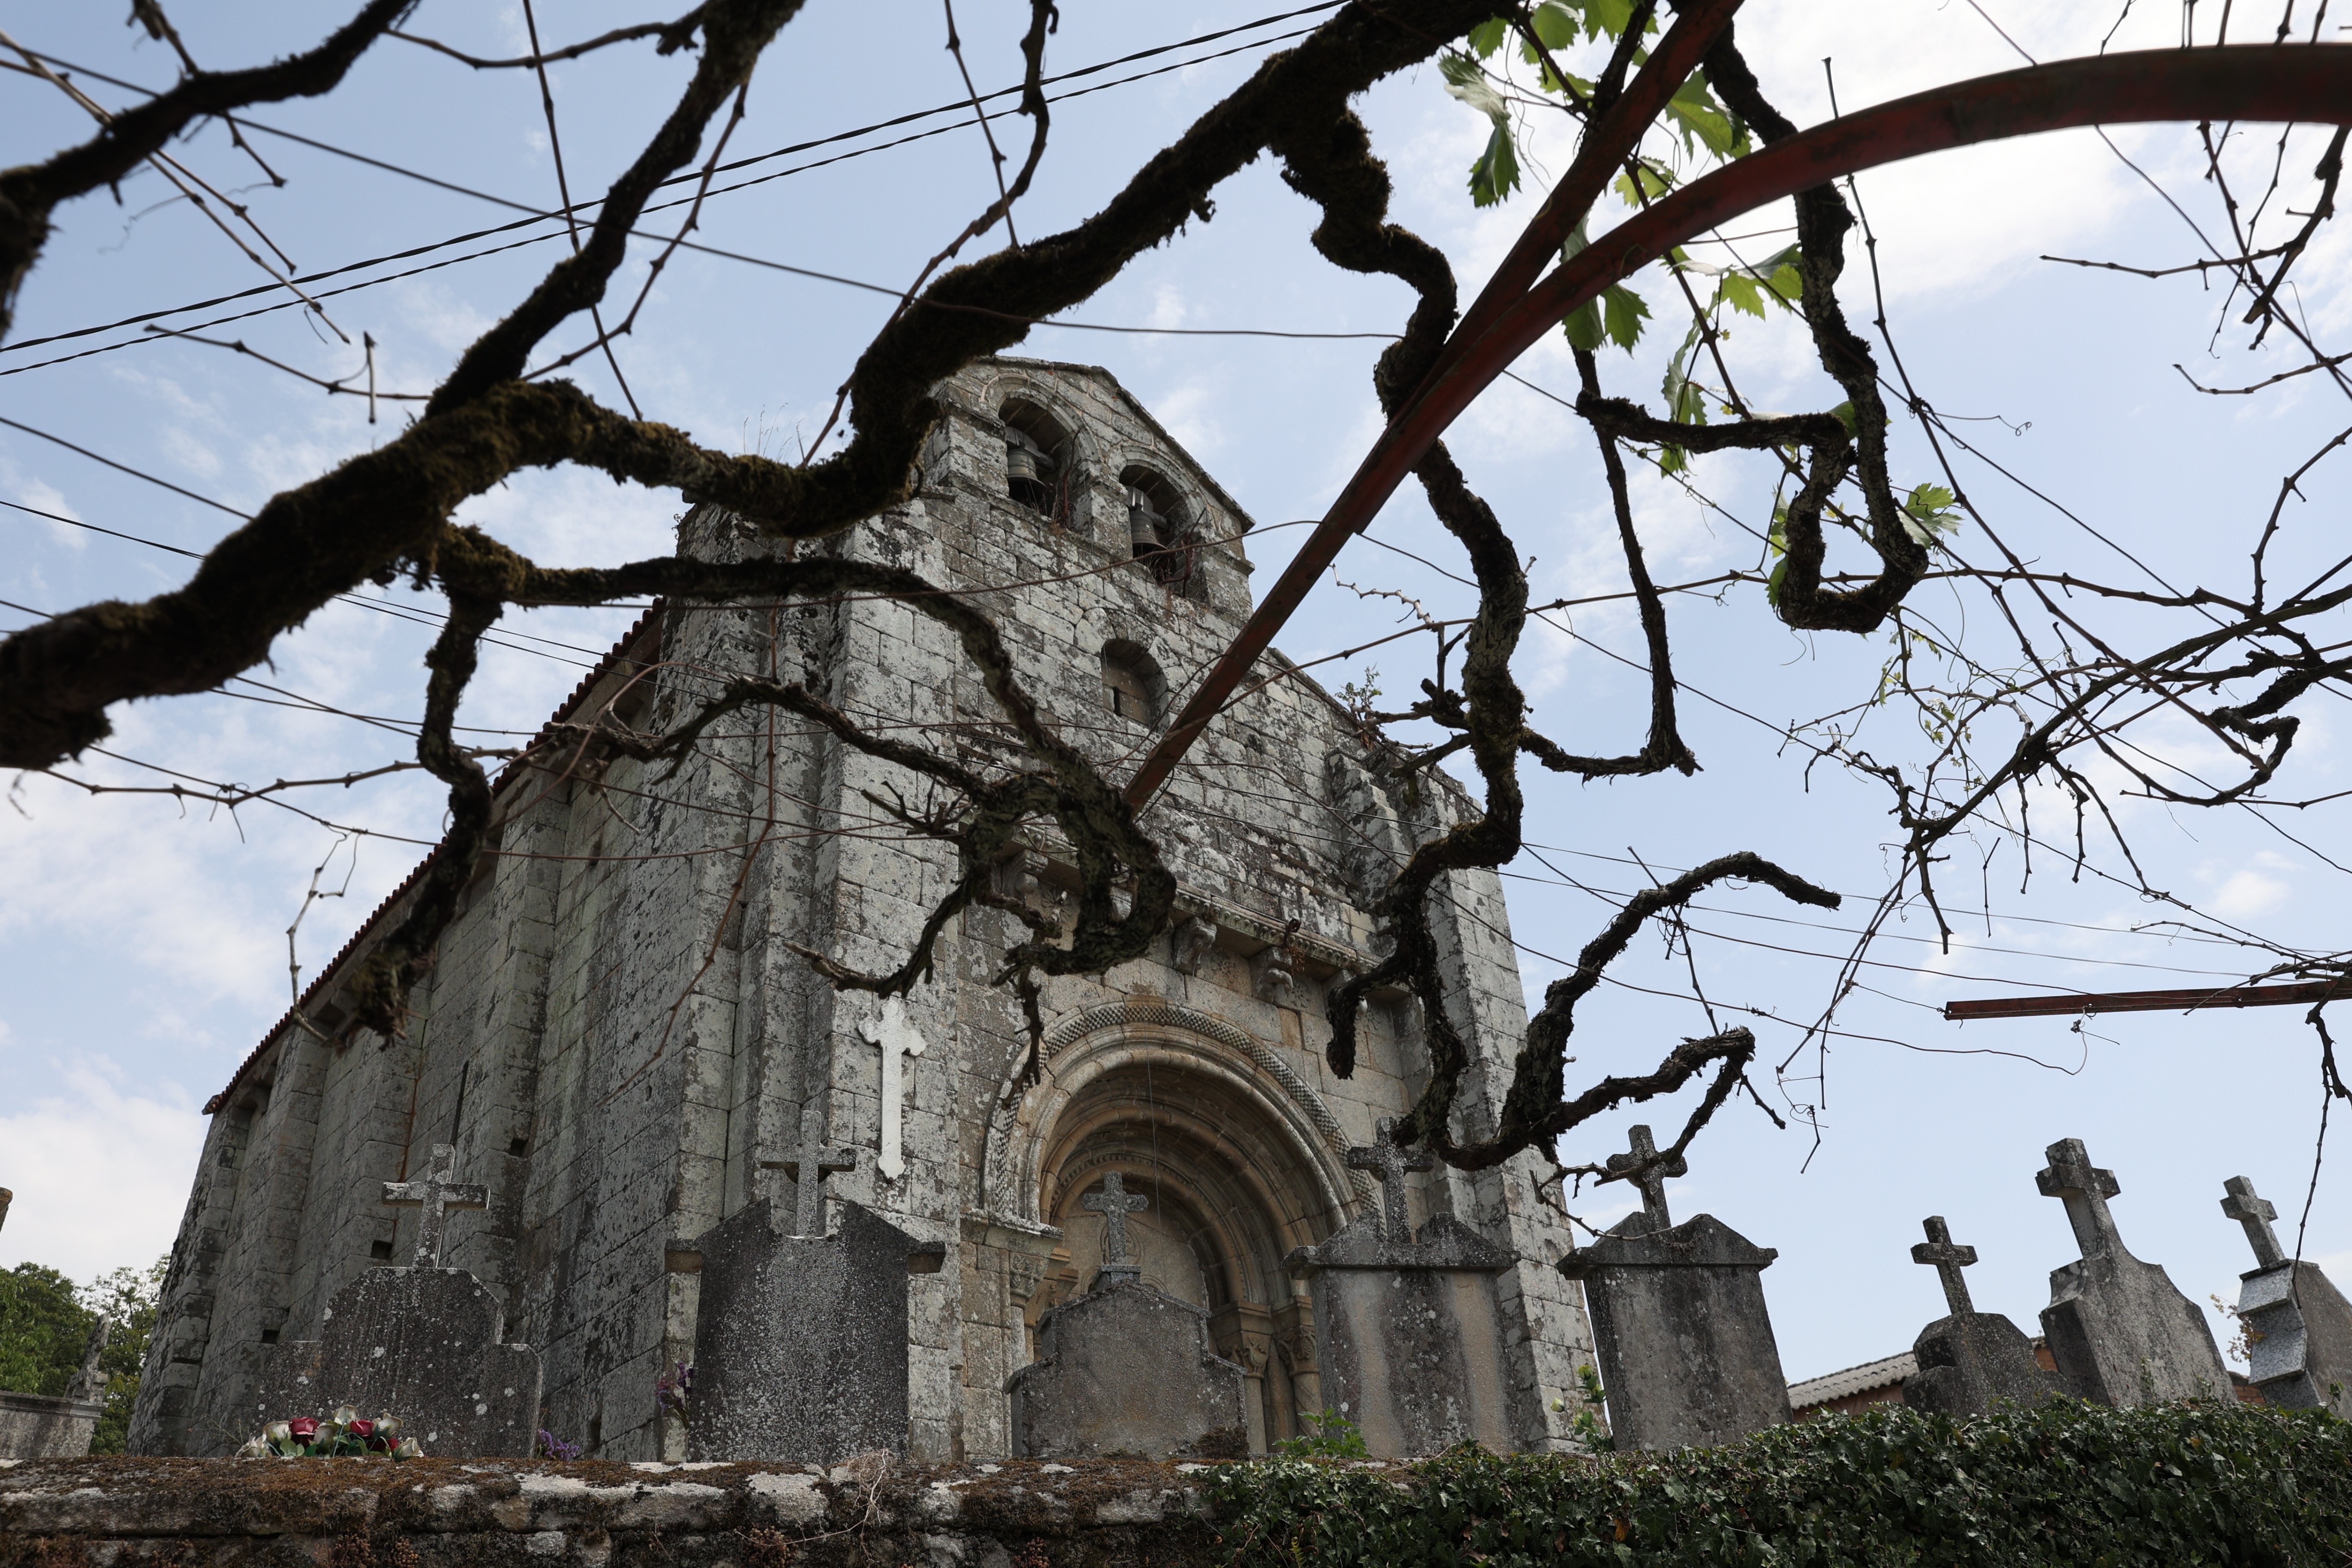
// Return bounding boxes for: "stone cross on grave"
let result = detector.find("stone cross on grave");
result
[1911,1216,1980,1317]
[861,995,927,1182]
[1347,1118,1434,1244]
[1608,1124,1686,1233]
[758,1138,858,1238]
[2035,1137,2123,1259]
[1083,1171,1149,1283]
[2221,1175,2287,1269]
[380,1143,487,1267]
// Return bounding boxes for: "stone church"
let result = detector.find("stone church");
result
[128,357,1594,1461]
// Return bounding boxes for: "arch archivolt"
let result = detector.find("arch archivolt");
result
[982,999,1370,1234]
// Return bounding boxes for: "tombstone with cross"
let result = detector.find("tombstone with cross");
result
[675,1130,946,1461]
[2219,1173,2352,1415]
[251,1145,541,1457]
[1278,1118,1518,1457]
[1900,1215,2058,1416]
[1007,1171,1248,1461]
[2034,1136,2230,1406]
[1556,1125,1791,1450]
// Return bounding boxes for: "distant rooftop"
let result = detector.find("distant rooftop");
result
[1788,1352,1917,1412]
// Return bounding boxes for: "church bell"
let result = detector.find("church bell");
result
[1127,487,1163,554]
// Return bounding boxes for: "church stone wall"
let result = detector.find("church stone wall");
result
[129,358,1594,1464]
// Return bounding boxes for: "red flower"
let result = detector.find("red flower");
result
[288,1418,320,1439]
[348,1419,375,1439]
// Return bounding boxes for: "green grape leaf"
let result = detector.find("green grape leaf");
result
[1586,0,1634,39]
[1664,72,1740,157]
[1530,0,1580,49]
[1603,283,1650,351]
[1466,18,1510,58]
[1441,52,1521,207]
[1901,483,1964,546]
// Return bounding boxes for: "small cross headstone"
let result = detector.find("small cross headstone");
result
[2035,1137,2123,1260]
[1607,1124,1686,1233]
[2034,1136,2230,1406]
[1912,1216,1979,1317]
[1083,1171,1150,1283]
[2220,1174,2285,1269]
[2220,1173,2352,1415]
[1900,1214,2057,1416]
[380,1143,488,1267]
[861,996,927,1182]
[1559,1133,1788,1450]
[758,1138,857,1239]
[1346,1118,1434,1244]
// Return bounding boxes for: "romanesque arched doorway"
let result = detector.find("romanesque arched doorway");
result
[989,1003,1364,1450]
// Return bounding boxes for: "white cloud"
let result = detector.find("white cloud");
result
[0,1057,205,1281]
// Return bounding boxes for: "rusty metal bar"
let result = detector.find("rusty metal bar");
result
[1945,980,2352,1021]
[1122,44,2352,811]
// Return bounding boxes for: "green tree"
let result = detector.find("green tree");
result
[0,1262,91,1400]
[80,1256,168,1455]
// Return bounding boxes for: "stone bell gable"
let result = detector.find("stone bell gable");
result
[130,357,1594,1463]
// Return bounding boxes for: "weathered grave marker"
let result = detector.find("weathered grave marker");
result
[2037,1137,2230,1406]
[1559,1125,1791,1450]
[2220,1174,2352,1415]
[1286,1120,1518,1457]
[252,1146,539,1457]
[1901,1215,2058,1416]
[681,1140,945,1461]
[1008,1172,1247,1460]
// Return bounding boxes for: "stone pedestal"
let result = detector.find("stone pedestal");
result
[252,1267,541,1457]
[1005,1275,1247,1460]
[0,1393,103,1458]
[1284,1213,1516,1457]
[1903,1313,2059,1416]
[684,1196,944,1463]
[1560,1214,1792,1451]
[2236,1262,2352,1415]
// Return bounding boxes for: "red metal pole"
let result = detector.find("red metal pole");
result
[1945,980,2352,1021]
[1124,45,2352,811]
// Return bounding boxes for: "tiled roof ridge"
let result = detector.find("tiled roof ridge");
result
[200,603,665,1115]
[1786,1350,1919,1411]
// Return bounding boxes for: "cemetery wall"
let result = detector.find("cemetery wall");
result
[131,359,1591,1464]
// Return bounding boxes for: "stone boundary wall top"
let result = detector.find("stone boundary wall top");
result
[0,1457,1280,1568]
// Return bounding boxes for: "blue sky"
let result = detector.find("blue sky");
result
[5,0,2350,1387]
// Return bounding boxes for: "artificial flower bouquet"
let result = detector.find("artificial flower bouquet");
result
[238,1405,423,1458]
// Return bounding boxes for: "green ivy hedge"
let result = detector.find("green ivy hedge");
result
[1209,1399,2352,1567]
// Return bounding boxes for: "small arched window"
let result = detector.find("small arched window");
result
[1101,639,1162,726]
[1001,398,1072,518]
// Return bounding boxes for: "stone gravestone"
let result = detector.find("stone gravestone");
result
[1281,1120,1517,1456]
[2036,1137,2230,1406]
[681,1138,946,1462]
[1007,1171,1248,1460]
[252,1144,541,1457]
[2220,1175,2352,1415]
[1558,1125,1792,1451]
[1902,1216,2058,1416]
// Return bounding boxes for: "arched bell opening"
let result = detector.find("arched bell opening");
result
[1118,464,1207,602]
[1028,1056,1334,1449]
[1001,397,1075,519]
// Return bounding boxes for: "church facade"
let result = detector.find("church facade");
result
[128,358,1595,1461]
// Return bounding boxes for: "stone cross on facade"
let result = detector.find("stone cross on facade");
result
[861,996,927,1181]
[1346,1118,1433,1243]
[1911,1216,1979,1317]
[758,1138,858,1237]
[2221,1175,2286,1269]
[380,1143,487,1267]
[1083,1171,1149,1282]
[1608,1124,1686,1232]
[2035,1136,2123,1259]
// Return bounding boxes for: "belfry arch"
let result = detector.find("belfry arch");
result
[985,1001,1363,1449]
